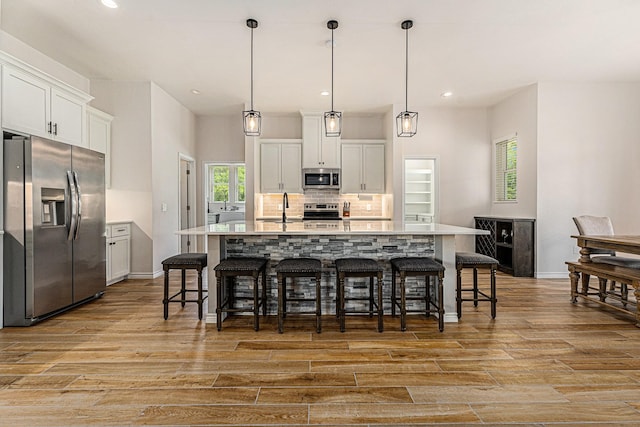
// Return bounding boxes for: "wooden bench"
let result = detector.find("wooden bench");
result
[566,261,640,327]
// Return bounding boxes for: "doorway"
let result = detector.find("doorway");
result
[179,154,196,253]
[403,157,438,225]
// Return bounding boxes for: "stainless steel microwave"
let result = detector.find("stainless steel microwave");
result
[302,168,340,190]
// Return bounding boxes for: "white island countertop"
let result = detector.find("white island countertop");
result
[176,220,487,236]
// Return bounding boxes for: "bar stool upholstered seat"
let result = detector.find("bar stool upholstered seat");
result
[335,258,384,332]
[456,252,498,319]
[276,258,323,333]
[214,257,268,331]
[162,253,208,320]
[390,257,445,332]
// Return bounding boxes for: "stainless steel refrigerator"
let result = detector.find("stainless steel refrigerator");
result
[3,132,106,326]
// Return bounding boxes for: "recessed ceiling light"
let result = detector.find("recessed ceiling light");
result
[191,89,201,95]
[441,91,453,98]
[101,0,118,8]
[320,90,330,96]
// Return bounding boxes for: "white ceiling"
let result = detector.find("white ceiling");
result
[2,0,640,116]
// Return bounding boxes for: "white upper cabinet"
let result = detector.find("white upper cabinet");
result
[341,141,385,194]
[260,140,302,193]
[302,113,340,168]
[1,63,90,147]
[87,106,113,187]
[2,66,50,137]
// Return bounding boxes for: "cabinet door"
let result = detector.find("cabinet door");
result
[321,133,340,168]
[87,109,112,188]
[106,240,112,283]
[1,65,50,137]
[260,143,282,192]
[302,115,322,168]
[109,237,130,280]
[280,143,302,193]
[362,144,385,193]
[340,144,363,193]
[51,88,85,147]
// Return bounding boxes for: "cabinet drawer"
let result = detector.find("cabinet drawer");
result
[110,223,130,237]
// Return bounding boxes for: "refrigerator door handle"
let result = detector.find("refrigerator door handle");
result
[67,170,78,240]
[73,171,82,240]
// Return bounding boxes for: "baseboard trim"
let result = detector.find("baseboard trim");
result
[535,272,567,279]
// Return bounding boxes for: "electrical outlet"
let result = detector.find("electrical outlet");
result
[366,204,372,211]
[278,203,283,210]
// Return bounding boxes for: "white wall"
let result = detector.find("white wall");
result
[392,105,491,252]
[0,30,89,93]
[488,84,538,219]
[536,82,640,277]
[150,83,196,274]
[90,80,154,276]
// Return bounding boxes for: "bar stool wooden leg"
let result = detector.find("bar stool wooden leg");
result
[216,274,223,331]
[261,267,268,317]
[437,272,444,332]
[391,266,397,317]
[400,272,407,332]
[473,268,479,307]
[339,273,346,333]
[252,273,260,331]
[315,272,322,334]
[278,273,284,334]
[197,266,203,320]
[377,271,384,333]
[490,266,497,319]
[180,269,186,307]
[163,268,169,320]
[456,267,463,319]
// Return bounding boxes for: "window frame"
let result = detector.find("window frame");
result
[205,162,246,206]
[494,134,518,203]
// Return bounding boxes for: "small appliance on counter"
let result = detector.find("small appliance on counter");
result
[342,201,350,217]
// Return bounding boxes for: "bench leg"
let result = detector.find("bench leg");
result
[278,273,284,334]
[181,269,186,307]
[633,283,640,328]
[216,274,223,331]
[437,272,444,332]
[456,267,462,319]
[490,267,497,319]
[399,273,406,332]
[569,269,579,303]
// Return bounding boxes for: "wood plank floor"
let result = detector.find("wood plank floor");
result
[1,271,639,426]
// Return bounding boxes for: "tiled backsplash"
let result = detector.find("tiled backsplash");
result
[257,191,392,218]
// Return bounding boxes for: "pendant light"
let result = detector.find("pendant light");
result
[243,18,261,136]
[396,19,418,137]
[324,20,342,137]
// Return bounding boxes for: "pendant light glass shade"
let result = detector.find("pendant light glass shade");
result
[243,18,261,136]
[397,19,417,137]
[324,20,342,137]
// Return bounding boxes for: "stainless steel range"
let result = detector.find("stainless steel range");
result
[303,203,342,221]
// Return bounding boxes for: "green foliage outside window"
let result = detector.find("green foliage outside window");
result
[209,165,245,203]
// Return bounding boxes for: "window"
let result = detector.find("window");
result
[495,136,517,201]
[207,164,246,204]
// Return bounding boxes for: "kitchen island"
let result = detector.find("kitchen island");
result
[176,220,487,326]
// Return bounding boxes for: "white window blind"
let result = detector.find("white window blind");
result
[495,136,517,201]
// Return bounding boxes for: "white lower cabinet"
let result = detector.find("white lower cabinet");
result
[341,142,385,194]
[106,222,131,285]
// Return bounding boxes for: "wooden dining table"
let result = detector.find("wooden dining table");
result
[572,234,640,263]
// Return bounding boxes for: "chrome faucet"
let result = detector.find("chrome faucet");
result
[282,192,289,223]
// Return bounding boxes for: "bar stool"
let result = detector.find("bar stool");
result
[335,258,384,333]
[162,253,208,320]
[456,252,498,319]
[276,257,322,333]
[390,257,445,332]
[214,257,268,331]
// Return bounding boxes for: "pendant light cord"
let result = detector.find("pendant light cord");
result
[404,25,409,112]
[331,27,335,111]
[250,25,254,111]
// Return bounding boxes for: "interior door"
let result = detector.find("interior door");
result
[179,157,195,252]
